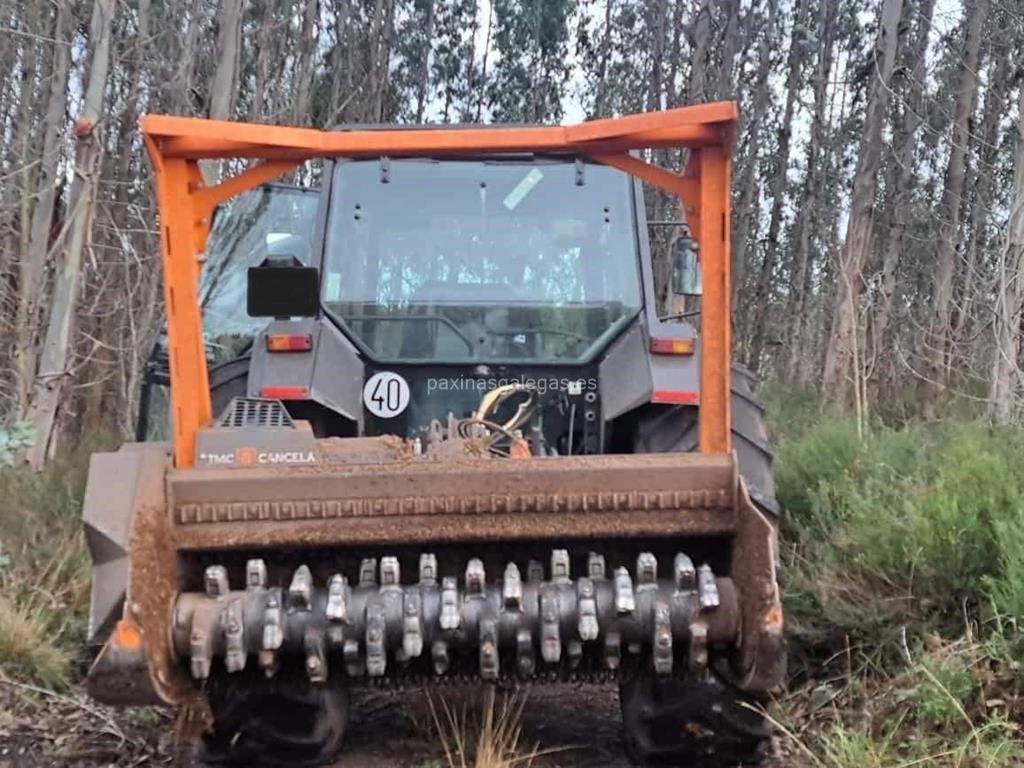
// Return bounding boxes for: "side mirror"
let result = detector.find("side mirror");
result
[247,257,319,317]
[671,236,702,296]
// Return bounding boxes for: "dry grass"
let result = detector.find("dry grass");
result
[0,444,99,688]
[0,595,71,688]
[427,687,550,768]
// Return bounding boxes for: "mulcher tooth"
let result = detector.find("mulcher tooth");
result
[503,563,523,610]
[419,553,438,584]
[305,627,327,683]
[440,576,460,629]
[540,591,561,663]
[204,565,229,598]
[325,574,349,622]
[527,560,544,582]
[577,578,599,641]
[697,563,720,610]
[262,593,284,650]
[403,591,424,658]
[567,640,583,669]
[479,618,499,680]
[189,612,214,679]
[652,601,672,674]
[587,552,607,579]
[689,621,708,672]
[366,603,386,676]
[289,564,313,609]
[465,559,485,596]
[380,556,400,589]
[224,599,246,673]
[673,553,696,592]
[259,592,282,677]
[432,640,449,675]
[359,558,377,587]
[516,628,535,676]
[613,567,636,614]
[604,632,621,669]
[258,649,278,678]
[636,552,657,586]
[245,558,267,589]
[344,639,363,677]
[551,549,570,582]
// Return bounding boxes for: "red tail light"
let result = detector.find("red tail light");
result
[265,334,313,352]
[652,390,699,405]
[649,337,695,355]
[259,386,309,400]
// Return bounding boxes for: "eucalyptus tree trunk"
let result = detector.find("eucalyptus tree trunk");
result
[686,0,712,104]
[713,0,741,100]
[25,0,116,467]
[414,0,435,123]
[731,0,778,312]
[989,85,1024,424]
[952,52,1011,346]
[784,0,837,382]
[872,0,935,361]
[210,0,244,121]
[821,0,902,403]
[15,1,71,416]
[924,0,988,399]
[746,0,809,373]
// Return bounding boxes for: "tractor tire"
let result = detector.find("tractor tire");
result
[624,364,776,764]
[200,671,348,767]
[633,363,777,516]
[208,355,252,422]
[620,674,770,766]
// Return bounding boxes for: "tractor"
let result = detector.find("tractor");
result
[83,102,783,766]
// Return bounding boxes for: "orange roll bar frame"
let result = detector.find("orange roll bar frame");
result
[141,101,737,467]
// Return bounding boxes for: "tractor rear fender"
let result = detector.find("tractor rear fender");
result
[245,317,364,426]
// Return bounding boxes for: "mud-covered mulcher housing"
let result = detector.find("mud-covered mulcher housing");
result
[84,103,784,766]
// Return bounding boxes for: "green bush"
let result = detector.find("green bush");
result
[0,420,36,467]
[773,412,1024,643]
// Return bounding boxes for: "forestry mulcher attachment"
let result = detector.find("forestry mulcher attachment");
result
[83,102,783,766]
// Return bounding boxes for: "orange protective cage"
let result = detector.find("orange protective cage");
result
[141,101,737,468]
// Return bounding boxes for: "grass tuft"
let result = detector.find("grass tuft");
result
[427,687,544,768]
[0,437,109,687]
[0,595,71,688]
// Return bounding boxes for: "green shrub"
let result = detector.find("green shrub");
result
[912,652,977,727]
[774,414,1024,644]
[0,420,36,467]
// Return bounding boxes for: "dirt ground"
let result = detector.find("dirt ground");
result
[0,681,791,767]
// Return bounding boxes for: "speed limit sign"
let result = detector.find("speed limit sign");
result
[362,371,410,418]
